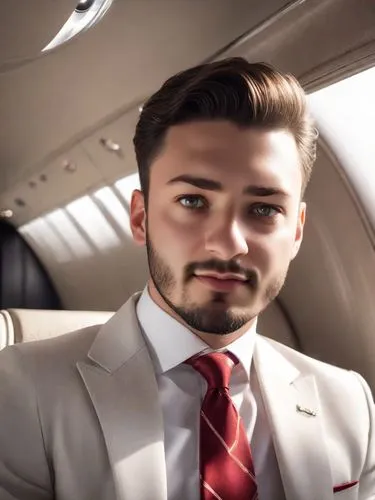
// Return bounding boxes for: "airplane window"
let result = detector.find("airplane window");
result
[18,173,141,265]
[20,217,74,264]
[42,0,114,53]
[65,195,122,251]
[93,187,133,238]
[114,173,141,207]
[308,66,375,229]
[46,208,93,259]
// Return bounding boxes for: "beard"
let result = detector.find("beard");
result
[145,232,287,335]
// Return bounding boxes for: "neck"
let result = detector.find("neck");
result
[147,280,256,349]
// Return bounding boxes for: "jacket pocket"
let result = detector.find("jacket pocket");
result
[333,483,359,499]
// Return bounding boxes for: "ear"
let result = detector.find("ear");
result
[291,202,306,260]
[130,189,146,246]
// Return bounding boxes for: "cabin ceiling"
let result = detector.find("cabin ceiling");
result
[0,0,290,199]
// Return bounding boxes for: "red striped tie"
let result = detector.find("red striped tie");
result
[187,352,258,500]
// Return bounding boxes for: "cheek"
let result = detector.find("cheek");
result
[249,229,296,274]
[148,208,202,258]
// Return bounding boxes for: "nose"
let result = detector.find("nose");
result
[204,216,249,261]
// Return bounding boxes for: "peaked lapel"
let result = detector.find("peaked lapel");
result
[254,336,333,500]
[77,293,167,500]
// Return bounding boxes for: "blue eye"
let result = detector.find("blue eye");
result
[252,204,280,217]
[178,196,206,209]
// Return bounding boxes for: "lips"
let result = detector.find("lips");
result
[194,274,248,292]
[194,272,248,282]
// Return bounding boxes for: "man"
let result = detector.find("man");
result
[0,58,373,500]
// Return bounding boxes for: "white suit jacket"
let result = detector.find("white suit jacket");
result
[0,293,373,500]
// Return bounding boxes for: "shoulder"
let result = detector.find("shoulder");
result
[0,324,101,379]
[0,325,105,433]
[259,334,347,373]
[257,335,373,403]
[258,335,341,370]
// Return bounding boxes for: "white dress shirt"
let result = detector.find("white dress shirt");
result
[136,287,285,500]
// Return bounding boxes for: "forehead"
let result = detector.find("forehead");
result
[151,121,302,195]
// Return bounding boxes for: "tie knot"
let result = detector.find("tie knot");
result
[187,351,238,389]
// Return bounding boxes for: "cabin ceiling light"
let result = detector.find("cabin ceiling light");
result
[42,0,114,53]
[63,160,77,173]
[0,209,13,219]
[75,0,96,13]
[99,137,123,157]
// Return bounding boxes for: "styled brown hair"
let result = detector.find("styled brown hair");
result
[133,57,317,203]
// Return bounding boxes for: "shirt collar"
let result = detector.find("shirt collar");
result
[136,286,257,379]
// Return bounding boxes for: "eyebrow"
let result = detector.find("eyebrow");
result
[167,174,290,198]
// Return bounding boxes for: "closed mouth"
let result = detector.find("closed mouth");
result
[194,272,248,282]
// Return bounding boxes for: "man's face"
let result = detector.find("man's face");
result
[131,121,305,337]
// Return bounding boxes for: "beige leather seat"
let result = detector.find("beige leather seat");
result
[0,301,299,352]
[258,301,300,351]
[0,309,114,350]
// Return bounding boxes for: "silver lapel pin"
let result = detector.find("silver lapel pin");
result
[296,404,317,417]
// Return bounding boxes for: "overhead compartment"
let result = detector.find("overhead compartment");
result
[0,145,105,226]
[215,0,375,91]
[81,107,139,184]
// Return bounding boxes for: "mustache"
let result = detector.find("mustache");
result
[185,259,257,286]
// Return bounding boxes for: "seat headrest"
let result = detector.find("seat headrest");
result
[258,300,300,350]
[0,309,114,349]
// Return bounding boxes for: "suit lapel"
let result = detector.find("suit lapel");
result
[254,337,333,500]
[77,293,167,500]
